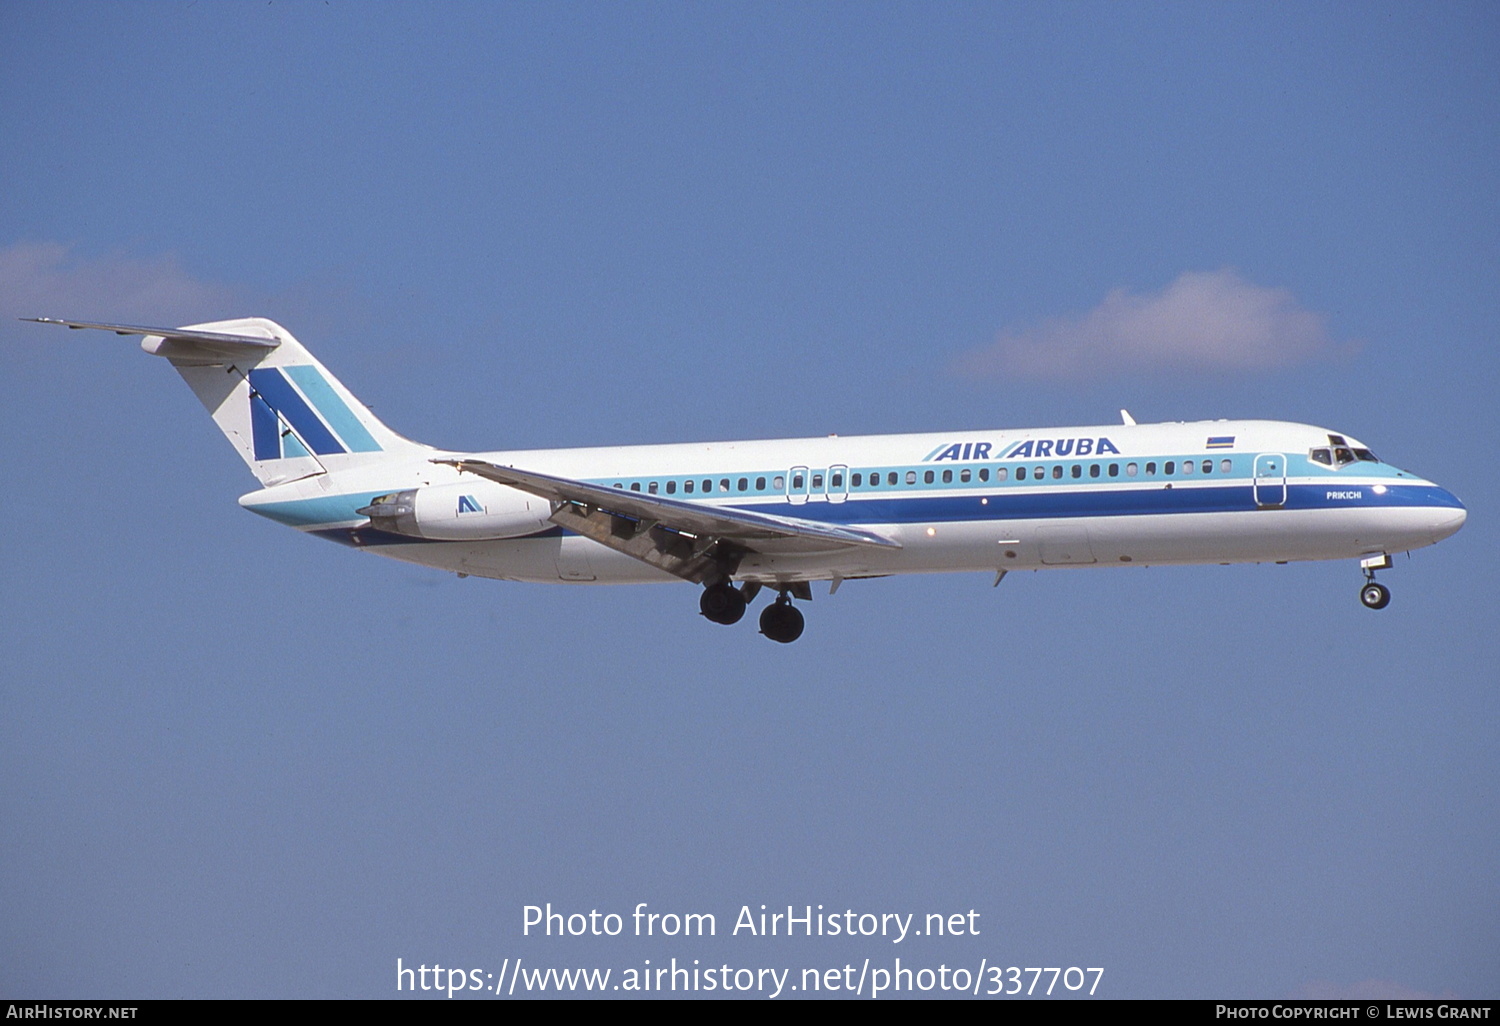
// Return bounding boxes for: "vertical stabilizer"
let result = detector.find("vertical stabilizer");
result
[28,316,425,486]
[152,317,425,485]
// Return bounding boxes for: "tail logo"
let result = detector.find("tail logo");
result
[248,366,382,460]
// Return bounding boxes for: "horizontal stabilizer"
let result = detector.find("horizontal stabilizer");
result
[23,317,281,355]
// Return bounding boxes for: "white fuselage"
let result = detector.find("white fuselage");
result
[238,418,1466,588]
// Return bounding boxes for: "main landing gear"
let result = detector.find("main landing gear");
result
[699,581,806,643]
[759,595,805,644]
[699,581,747,624]
[1359,554,1392,610]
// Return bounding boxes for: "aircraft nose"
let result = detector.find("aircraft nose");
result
[1429,489,1466,543]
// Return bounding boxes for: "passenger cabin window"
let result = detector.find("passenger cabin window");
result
[994,467,1006,481]
[684,480,694,493]
[792,473,804,489]
[773,476,785,490]
[888,472,898,485]
[756,477,766,490]
[812,474,823,489]
[960,469,971,483]
[905,471,917,485]
[942,469,952,483]
[1221,460,1232,473]
[703,479,712,492]
[666,480,676,494]
[1202,460,1213,474]
[1016,466,1027,481]
[1052,465,1063,479]
[924,470,935,484]
[738,478,748,491]
[1090,464,1101,478]
[720,478,730,492]
[1145,462,1156,475]
[1109,463,1119,477]
[852,473,862,487]
[630,482,641,491]
[648,482,659,494]
[829,473,841,488]
[1181,461,1193,475]
[1071,464,1082,478]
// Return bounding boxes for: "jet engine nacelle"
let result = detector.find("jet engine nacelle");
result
[358,481,550,540]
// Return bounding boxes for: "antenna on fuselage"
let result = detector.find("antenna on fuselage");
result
[1120,409,1137,426]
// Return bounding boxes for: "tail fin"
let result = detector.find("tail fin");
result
[29,316,425,486]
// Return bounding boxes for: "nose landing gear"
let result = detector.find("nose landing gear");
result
[1359,554,1392,610]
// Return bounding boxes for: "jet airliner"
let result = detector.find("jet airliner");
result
[29,316,1466,643]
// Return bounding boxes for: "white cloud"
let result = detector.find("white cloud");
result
[955,269,1354,379]
[0,241,239,329]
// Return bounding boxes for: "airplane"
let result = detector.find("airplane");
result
[27,316,1467,643]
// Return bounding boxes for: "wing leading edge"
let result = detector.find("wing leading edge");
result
[436,458,900,584]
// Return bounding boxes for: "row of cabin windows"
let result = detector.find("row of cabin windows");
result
[612,474,774,495]
[848,459,1235,486]
[613,477,770,495]
[610,459,1236,496]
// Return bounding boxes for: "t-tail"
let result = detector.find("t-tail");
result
[27,317,425,485]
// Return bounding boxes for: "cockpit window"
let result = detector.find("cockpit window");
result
[1311,444,1380,468]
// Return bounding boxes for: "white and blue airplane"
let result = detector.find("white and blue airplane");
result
[29,316,1466,643]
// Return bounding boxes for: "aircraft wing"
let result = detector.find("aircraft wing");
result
[436,457,900,584]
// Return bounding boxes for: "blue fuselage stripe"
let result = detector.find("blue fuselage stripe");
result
[729,483,1461,526]
[250,481,1460,535]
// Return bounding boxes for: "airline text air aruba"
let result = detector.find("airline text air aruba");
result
[30,317,1466,643]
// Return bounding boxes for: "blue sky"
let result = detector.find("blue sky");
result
[2,1,1496,999]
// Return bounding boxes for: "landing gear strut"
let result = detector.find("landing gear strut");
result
[1359,554,1392,610]
[759,594,805,644]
